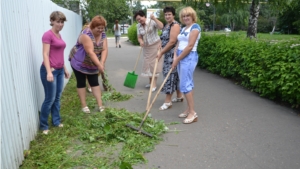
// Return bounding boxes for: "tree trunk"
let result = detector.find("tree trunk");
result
[231,21,235,31]
[247,0,260,38]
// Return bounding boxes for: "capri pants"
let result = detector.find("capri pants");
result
[176,50,198,94]
[72,66,99,88]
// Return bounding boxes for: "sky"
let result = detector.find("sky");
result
[141,1,157,7]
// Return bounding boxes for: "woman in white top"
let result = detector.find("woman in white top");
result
[172,7,201,124]
[113,20,121,48]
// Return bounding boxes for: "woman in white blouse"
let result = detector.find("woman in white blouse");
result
[172,7,201,124]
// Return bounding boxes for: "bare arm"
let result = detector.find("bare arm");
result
[176,29,199,61]
[42,43,54,82]
[100,37,108,65]
[150,13,164,30]
[173,41,179,58]
[79,34,104,72]
[157,24,180,60]
[63,65,70,79]
[138,34,144,47]
[172,29,199,69]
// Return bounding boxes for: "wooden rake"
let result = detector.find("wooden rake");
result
[126,68,173,137]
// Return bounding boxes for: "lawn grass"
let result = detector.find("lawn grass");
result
[19,74,170,169]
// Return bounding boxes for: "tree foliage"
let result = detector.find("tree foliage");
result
[84,0,131,28]
[278,0,300,34]
[181,0,291,37]
[151,1,184,25]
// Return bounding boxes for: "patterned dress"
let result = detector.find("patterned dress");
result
[160,21,180,94]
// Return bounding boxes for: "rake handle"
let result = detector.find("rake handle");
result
[138,68,173,131]
[146,57,159,110]
[133,47,143,72]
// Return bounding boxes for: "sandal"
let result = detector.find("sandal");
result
[151,87,157,92]
[82,106,90,113]
[178,112,188,118]
[159,102,172,110]
[99,106,105,112]
[172,96,184,102]
[87,87,92,93]
[183,113,198,124]
[42,130,50,135]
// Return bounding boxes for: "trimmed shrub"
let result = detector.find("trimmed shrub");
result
[128,22,139,45]
[198,34,300,107]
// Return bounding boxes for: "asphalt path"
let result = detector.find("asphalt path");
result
[104,37,300,169]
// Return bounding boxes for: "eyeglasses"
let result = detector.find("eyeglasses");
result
[182,14,190,18]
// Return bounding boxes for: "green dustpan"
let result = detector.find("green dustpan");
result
[124,71,138,88]
[124,48,142,89]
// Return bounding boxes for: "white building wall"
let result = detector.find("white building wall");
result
[1,0,82,168]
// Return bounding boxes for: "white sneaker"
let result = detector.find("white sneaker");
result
[145,84,151,88]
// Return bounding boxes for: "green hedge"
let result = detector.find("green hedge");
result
[128,22,162,46]
[128,23,139,45]
[198,34,300,107]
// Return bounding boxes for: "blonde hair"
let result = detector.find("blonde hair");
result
[179,7,197,23]
[50,11,67,26]
[82,22,90,30]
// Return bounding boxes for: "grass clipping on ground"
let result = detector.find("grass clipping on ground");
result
[20,75,168,169]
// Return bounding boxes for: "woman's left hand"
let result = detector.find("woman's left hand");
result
[172,58,179,70]
[64,70,70,79]
[101,61,105,70]
[157,52,163,61]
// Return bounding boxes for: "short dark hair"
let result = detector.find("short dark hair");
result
[134,10,145,19]
[163,6,175,16]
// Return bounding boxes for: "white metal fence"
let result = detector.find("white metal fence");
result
[1,0,82,168]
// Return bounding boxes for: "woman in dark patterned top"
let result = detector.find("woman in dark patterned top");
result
[157,6,183,110]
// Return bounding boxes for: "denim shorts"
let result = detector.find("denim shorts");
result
[177,50,198,94]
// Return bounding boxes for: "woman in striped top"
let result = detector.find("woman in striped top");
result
[69,15,107,114]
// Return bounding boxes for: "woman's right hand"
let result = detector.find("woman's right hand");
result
[98,63,104,73]
[47,72,54,82]
[140,41,144,47]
